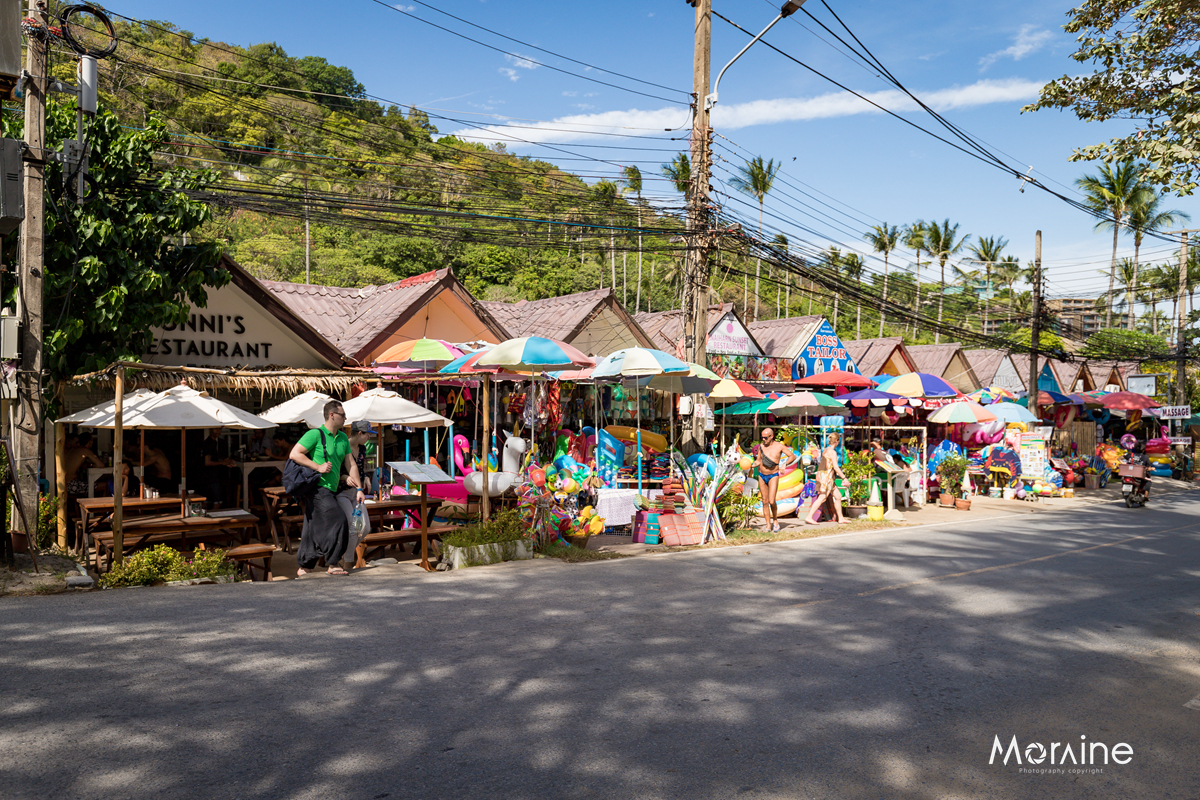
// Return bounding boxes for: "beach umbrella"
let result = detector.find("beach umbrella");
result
[707,379,764,403]
[342,388,451,428]
[260,390,335,427]
[635,363,720,394]
[876,372,960,398]
[1036,390,1078,406]
[1099,391,1161,410]
[87,385,274,430]
[988,401,1039,424]
[476,336,591,372]
[927,400,997,424]
[768,391,847,416]
[56,389,160,426]
[837,388,908,409]
[968,386,1017,404]
[793,369,876,389]
[591,347,690,378]
[374,338,462,366]
[439,348,495,375]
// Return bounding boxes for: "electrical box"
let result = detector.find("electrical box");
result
[0,0,19,86]
[0,138,22,234]
[0,312,16,360]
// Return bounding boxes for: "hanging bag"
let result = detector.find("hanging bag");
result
[283,428,327,498]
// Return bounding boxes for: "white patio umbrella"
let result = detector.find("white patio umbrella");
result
[260,390,335,428]
[342,388,452,485]
[56,389,160,426]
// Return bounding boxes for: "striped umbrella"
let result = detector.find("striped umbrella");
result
[876,372,960,398]
[591,347,690,378]
[438,348,498,375]
[927,400,997,424]
[375,338,462,365]
[707,379,764,403]
[793,368,876,389]
[968,386,1018,404]
[768,391,848,416]
[475,337,591,371]
[837,388,908,409]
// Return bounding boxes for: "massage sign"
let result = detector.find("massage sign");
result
[147,313,274,361]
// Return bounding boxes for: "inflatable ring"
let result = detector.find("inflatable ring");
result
[1054,405,1077,429]
[1085,408,1111,425]
[1007,421,1027,433]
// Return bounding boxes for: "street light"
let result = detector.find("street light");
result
[705,0,807,110]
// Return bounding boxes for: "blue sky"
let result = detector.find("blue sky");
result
[110,0,1195,310]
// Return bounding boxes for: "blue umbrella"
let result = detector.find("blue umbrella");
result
[989,401,1039,424]
[591,347,690,378]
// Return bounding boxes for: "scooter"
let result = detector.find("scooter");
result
[1119,458,1150,508]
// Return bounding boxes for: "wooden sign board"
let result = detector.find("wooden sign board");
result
[385,461,455,485]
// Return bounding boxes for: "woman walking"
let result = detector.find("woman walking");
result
[338,421,375,570]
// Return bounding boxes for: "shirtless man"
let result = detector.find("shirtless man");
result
[134,445,174,493]
[755,428,793,533]
[64,433,105,495]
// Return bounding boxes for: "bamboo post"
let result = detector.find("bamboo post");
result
[54,422,66,549]
[113,369,124,565]
[481,375,491,521]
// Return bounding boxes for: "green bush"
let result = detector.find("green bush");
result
[441,509,528,549]
[99,544,234,588]
[36,495,58,551]
[716,488,758,530]
[843,450,875,505]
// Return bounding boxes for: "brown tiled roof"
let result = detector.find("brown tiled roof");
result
[906,343,963,376]
[964,349,1007,386]
[480,288,654,352]
[634,304,754,356]
[745,315,823,357]
[842,337,914,377]
[261,268,510,360]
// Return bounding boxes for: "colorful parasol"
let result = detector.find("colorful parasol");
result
[1099,391,1161,410]
[876,372,960,398]
[475,337,591,371]
[793,368,876,389]
[988,401,1039,424]
[927,400,997,424]
[591,347,690,378]
[968,386,1018,404]
[837,388,909,408]
[767,391,848,416]
[707,379,764,403]
[375,338,462,365]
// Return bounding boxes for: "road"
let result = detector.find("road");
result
[2,492,1200,799]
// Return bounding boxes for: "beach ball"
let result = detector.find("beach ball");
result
[739,456,753,472]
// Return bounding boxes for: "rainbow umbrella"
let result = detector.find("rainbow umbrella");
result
[968,386,1017,404]
[475,337,590,371]
[439,348,498,375]
[927,400,997,424]
[768,391,848,416]
[375,338,462,365]
[876,372,960,398]
[837,388,908,409]
[793,368,876,389]
[707,379,764,403]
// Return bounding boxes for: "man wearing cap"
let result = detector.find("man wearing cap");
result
[338,420,377,570]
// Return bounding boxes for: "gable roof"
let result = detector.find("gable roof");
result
[745,315,825,357]
[261,268,511,361]
[634,304,763,356]
[480,288,655,353]
[842,337,917,378]
[907,343,981,390]
[220,255,350,367]
[963,349,1009,386]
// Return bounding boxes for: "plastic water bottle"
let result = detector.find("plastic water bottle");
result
[351,502,366,537]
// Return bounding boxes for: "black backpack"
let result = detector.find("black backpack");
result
[282,429,327,497]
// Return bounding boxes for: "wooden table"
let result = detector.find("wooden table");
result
[238,459,286,510]
[90,511,259,573]
[86,465,145,497]
[76,495,206,541]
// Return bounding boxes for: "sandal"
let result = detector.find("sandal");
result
[326,567,350,576]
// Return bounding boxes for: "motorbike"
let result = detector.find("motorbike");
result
[1119,457,1150,508]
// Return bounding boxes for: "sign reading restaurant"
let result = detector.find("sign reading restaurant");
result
[147,313,275,361]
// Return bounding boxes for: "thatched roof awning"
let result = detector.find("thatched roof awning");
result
[70,361,368,396]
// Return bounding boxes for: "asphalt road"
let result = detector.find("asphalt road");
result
[3,492,1200,800]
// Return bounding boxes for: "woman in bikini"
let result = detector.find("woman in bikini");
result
[755,428,793,533]
[804,431,847,525]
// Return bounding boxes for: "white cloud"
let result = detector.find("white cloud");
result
[393,4,415,11]
[452,78,1045,144]
[504,53,538,71]
[499,68,519,81]
[980,25,1053,70]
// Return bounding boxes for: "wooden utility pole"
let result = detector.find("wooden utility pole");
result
[1177,231,1189,407]
[16,0,47,543]
[1027,231,1042,405]
[683,0,712,453]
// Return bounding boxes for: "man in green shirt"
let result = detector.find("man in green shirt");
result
[289,400,362,576]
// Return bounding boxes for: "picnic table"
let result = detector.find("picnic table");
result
[237,458,287,510]
[76,495,206,542]
[88,510,259,573]
[85,465,145,497]
[260,486,450,569]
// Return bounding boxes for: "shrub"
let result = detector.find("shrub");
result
[843,450,875,505]
[716,488,758,530]
[936,454,969,497]
[441,509,528,549]
[36,495,58,551]
[99,544,234,588]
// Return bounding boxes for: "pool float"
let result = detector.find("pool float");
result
[752,497,801,517]
[605,425,668,453]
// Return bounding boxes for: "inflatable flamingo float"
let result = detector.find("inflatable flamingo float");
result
[427,434,473,504]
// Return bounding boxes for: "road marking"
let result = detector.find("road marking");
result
[1185,697,1200,711]
[784,522,1200,610]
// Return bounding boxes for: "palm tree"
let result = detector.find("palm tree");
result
[993,255,1022,325]
[773,233,790,317]
[661,153,690,196]
[923,219,970,343]
[729,156,781,321]
[824,246,843,331]
[864,223,900,336]
[968,235,1008,335]
[1076,160,1154,329]
[842,252,865,338]
[619,165,645,313]
[593,180,619,294]
[902,221,928,334]
[1104,258,1139,330]
[1127,192,1190,329]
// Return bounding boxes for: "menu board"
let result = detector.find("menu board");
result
[1019,433,1048,478]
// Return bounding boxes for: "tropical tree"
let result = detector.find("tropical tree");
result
[923,219,970,343]
[772,233,791,317]
[993,255,1023,325]
[661,153,690,196]
[729,156,781,321]
[1076,160,1153,329]
[863,223,900,336]
[967,235,1007,335]
[592,180,619,293]
[1127,191,1189,328]
[902,221,927,333]
[842,252,865,338]
[619,165,645,312]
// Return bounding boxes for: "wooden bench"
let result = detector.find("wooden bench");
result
[225,543,276,581]
[359,524,458,563]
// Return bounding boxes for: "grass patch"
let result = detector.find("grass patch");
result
[700,519,902,547]
[33,583,63,595]
[539,542,630,562]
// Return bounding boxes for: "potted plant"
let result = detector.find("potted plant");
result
[439,509,533,569]
[841,451,874,519]
[936,454,968,508]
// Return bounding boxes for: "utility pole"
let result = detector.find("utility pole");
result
[1026,231,1042,406]
[16,0,48,542]
[682,0,713,453]
[1177,231,1189,407]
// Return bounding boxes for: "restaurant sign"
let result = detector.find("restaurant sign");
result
[707,312,760,356]
[791,319,860,380]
